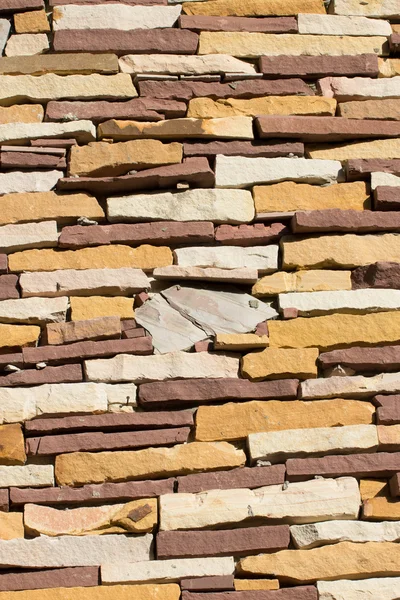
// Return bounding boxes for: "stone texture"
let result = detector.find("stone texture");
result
[339,99,400,121]
[332,0,400,17]
[260,54,379,78]
[0,171,62,195]
[182,576,234,592]
[390,473,400,496]
[0,105,43,123]
[0,587,178,600]
[160,477,360,530]
[0,424,26,466]
[374,395,400,425]
[242,348,318,381]
[0,364,83,387]
[319,345,400,372]
[5,34,49,58]
[98,117,253,140]
[215,223,288,246]
[0,54,118,76]
[0,324,40,350]
[55,442,245,486]
[319,76,400,101]
[119,54,255,76]
[194,399,374,442]
[0,297,68,325]
[0,535,152,568]
[298,14,391,36]
[70,297,134,321]
[363,496,400,520]
[174,245,277,272]
[153,266,258,284]
[182,0,325,16]
[46,316,121,345]
[378,424,400,450]
[215,156,343,188]
[234,581,279,591]
[292,209,400,233]
[0,74,136,106]
[317,578,400,600]
[0,490,8,512]
[301,372,400,399]
[69,140,182,177]
[371,172,400,190]
[0,1,44,13]
[180,15,297,33]
[0,465,53,488]
[214,334,268,351]
[286,452,400,481]
[182,590,316,600]
[375,187,400,210]
[20,268,149,298]
[102,557,234,584]
[0,567,99,592]
[292,519,400,548]
[187,96,336,118]
[14,10,50,34]
[0,275,19,301]
[248,425,378,463]
[178,465,285,493]
[138,378,298,407]
[308,138,400,160]
[347,159,400,180]
[0,20,10,55]
[0,151,66,170]
[0,191,103,226]
[253,270,352,296]
[352,261,400,289]
[0,513,24,540]
[157,525,289,559]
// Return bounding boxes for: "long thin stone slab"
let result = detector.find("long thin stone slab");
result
[292,209,400,233]
[332,0,400,18]
[260,54,379,78]
[0,54,118,75]
[319,346,400,372]
[153,267,258,284]
[178,465,286,494]
[0,586,180,600]
[319,76,400,101]
[0,465,53,488]
[0,121,93,145]
[20,268,149,298]
[215,156,343,188]
[318,578,400,600]
[174,246,278,273]
[291,520,400,549]
[181,0,325,16]
[0,297,68,325]
[286,452,400,481]
[181,590,316,600]
[0,535,152,568]
[160,477,361,530]
[298,14,391,36]
[0,567,99,592]
[279,289,400,316]
[119,54,256,75]
[300,372,400,399]
[0,364,83,388]
[0,221,58,253]
[179,15,298,33]
[0,171,62,195]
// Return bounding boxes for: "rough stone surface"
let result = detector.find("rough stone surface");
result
[0,587,179,600]
[0,171,62,195]
[0,275,19,301]
[375,187,400,210]
[180,15,297,33]
[233,580,279,591]
[181,576,234,592]
[339,98,400,120]
[153,266,258,284]
[319,346,400,372]
[214,334,268,351]
[301,371,400,399]
[181,590,316,600]
[14,10,50,34]
[174,245,277,272]
[0,567,99,592]
[5,34,49,58]
[332,0,400,17]
[0,20,10,55]
[286,452,400,481]
[292,209,400,233]
[120,54,255,76]
[70,297,135,321]
[0,297,68,325]
[0,105,44,123]
[0,424,26,466]
[260,54,379,78]
[0,364,83,388]
[0,54,118,76]
[253,270,352,296]
[182,0,325,16]
[215,223,288,246]
[242,347,318,381]
[347,159,400,180]
[352,261,400,289]
[317,578,400,600]
[0,513,24,540]
[0,465,53,488]
[318,76,400,101]
[292,519,400,548]
[187,96,336,118]
[0,324,40,350]
[177,465,285,493]
[309,138,400,160]
[363,496,400,520]
[298,14,391,36]
[46,316,121,345]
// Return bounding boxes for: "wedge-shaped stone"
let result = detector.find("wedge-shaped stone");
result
[253,270,352,296]
[0,513,24,541]
[24,498,157,536]
[102,557,234,584]
[0,54,117,76]
[242,348,318,381]
[268,311,400,351]
[301,372,400,399]
[0,192,103,226]
[0,121,95,144]
[153,266,258,284]
[318,578,400,600]
[0,297,68,325]
[55,441,245,486]
[98,117,253,141]
[107,189,254,224]
[308,138,400,160]
[9,245,172,273]
[291,519,400,549]
[47,316,121,345]
[0,171,61,195]
[319,76,400,101]
[238,542,400,583]
[0,74,136,106]
[174,246,277,273]
[298,14,392,36]
[0,20,10,55]
[160,477,360,530]
[0,465,53,488]
[119,54,256,75]
[195,399,374,442]
[339,99,400,120]
[279,289,400,316]
[332,0,400,17]
[20,268,149,298]
[249,425,378,464]
[69,140,182,178]
[182,0,325,16]
[363,496,400,520]
[0,324,40,350]
[198,32,388,58]
[0,221,57,253]
[53,4,181,30]
[0,105,43,124]
[70,297,134,321]
[215,156,343,188]
[0,536,152,568]
[0,424,26,466]
[187,96,336,118]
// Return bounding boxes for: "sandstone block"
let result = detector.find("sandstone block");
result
[194,399,374,442]
[260,54,379,78]
[375,186,400,210]
[14,10,49,33]
[0,465,53,488]
[160,477,361,530]
[298,14,391,36]
[292,519,400,549]
[292,208,400,233]
[0,170,61,195]
[1,151,65,170]
[319,345,400,372]
[352,261,400,289]
[319,76,400,101]
[234,580,279,590]
[378,424,400,450]
[0,490,8,512]
[0,588,180,600]
[152,266,258,285]
[0,567,99,592]
[308,138,400,160]
[318,578,400,600]
[0,105,43,123]
[0,324,40,350]
[181,590,316,600]
[182,0,325,16]
[332,0,400,17]
[0,513,24,540]
[46,316,121,346]
[187,96,336,118]
[0,424,26,466]
[347,159,400,180]
[242,348,318,381]
[0,54,117,76]
[182,576,234,592]
[214,334,269,351]
[174,245,277,272]
[55,441,245,486]
[0,275,19,301]
[358,479,389,501]
[253,270,352,296]
[119,54,255,76]
[340,98,400,120]
[390,473,400,496]
[5,33,49,58]
[0,297,68,325]
[0,364,83,388]
[301,371,400,399]
[177,465,285,493]
[70,297,134,321]
[0,1,44,13]
[0,20,10,55]
[180,15,297,33]
[215,223,288,246]
[363,496,400,520]
[286,452,400,480]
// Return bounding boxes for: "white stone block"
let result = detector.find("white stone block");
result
[119,54,256,75]
[298,14,392,36]
[5,34,49,57]
[0,171,62,195]
[320,76,400,101]
[291,520,400,549]
[318,577,400,600]
[332,0,400,18]
[0,121,96,145]
[300,371,400,399]
[0,465,54,488]
[0,297,68,325]
[0,221,58,253]
[174,245,278,273]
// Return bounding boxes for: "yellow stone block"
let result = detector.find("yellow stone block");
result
[282,233,400,269]
[234,580,279,591]
[0,513,24,540]
[70,297,135,321]
[0,105,44,124]
[0,585,180,600]
[14,10,50,33]
[195,399,374,442]
[9,245,173,273]
[214,333,269,351]
[252,270,352,296]
[0,324,40,350]
[378,58,400,77]
[0,424,26,466]
[308,138,400,160]
[242,347,319,381]
[363,497,400,520]
[187,96,336,118]
[253,181,369,214]
[268,311,400,351]
[360,479,389,501]
[183,0,325,16]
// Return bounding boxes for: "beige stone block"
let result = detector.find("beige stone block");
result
[14,10,50,34]
[241,347,319,381]
[0,513,24,540]
[70,297,135,321]
[338,98,400,120]
[0,324,40,350]
[234,580,279,591]
[0,424,26,466]
[194,399,374,442]
[0,586,180,600]
[5,34,49,58]
[182,0,325,16]
[187,96,337,118]
[214,333,269,351]
[308,138,400,160]
[360,479,389,500]
[0,104,43,124]
[252,270,352,296]
[332,0,400,18]
[363,497,400,520]
[378,424,400,449]
[253,181,369,214]
[46,316,121,345]
[268,311,400,351]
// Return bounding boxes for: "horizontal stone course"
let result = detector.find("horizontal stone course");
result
[0,364,83,387]
[286,452,400,481]
[260,54,379,77]
[177,465,285,493]
[180,15,297,32]
[0,567,99,592]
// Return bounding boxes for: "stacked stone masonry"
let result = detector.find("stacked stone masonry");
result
[0,0,400,599]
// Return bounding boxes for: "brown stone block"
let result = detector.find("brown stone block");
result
[260,54,379,78]
[256,116,400,142]
[346,159,400,181]
[122,327,146,339]
[0,424,26,465]
[181,588,317,600]
[286,452,400,481]
[138,378,298,407]
[0,567,99,592]
[46,316,121,345]
[180,15,297,32]
[10,478,175,507]
[27,426,191,456]
[352,261,400,289]
[292,210,400,233]
[157,525,290,559]
[390,33,400,53]
[0,255,7,273]
[0,152,66,169]
[390,472,400,496]
[374,186,400,210]
[177,465,285,493]
[0,490,8,512]
[184,141,304,159]
[0,353,23,371]
[0,54,119,75]
[215,223,288,246]
[0,275,19,300]
[57,158,215,194]
[24,410,194,435]
[319,346,400,373]
[375,395,400,425]
[0,364,83,387]
[22,337,153,366]
[138,79,314,101]
[53,29,198,55]
[0,0,43,12]
[59,222,214,249]
[181,577,235,592]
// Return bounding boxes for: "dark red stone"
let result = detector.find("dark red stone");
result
[0,152,66,169]
[178,465,285,493]
[59,221,214,249]
[286,453,400,481]
[179,15,297,32]
[194,340,213,352]
[352,262,400,289]
[0,0,43,12]
[182,588,317,600]
[184,141,304,159]
[181,576,234,592]
[0,274,19,300]
[57,158,215,194]
[390,33,400,53]
[0,255,7,274]
[10,478,175,506]
[0,353,23,371]
[22,337,153,365]
[134,294,149,310]
[0,490,8,512]
[53,29,198,55]
[0,364,82,387]
[0,567,99,592]
[122,327,146,339]
[319,346,400,372]
[120,319,138,332]
[138,79,314,101]
[215,223,288,246]
[389,472,400,496]
[374,186,400,210]
[157,525,290,559]
[138,378,298,407]
[346,159,400,181]
[375,395,400,425]
[260,54,379,78]
[291,210,400,233]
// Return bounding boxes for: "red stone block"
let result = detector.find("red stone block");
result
[346,159,400,181]
[0,364,83,387]
[255,321,269,336]
[31,139,77,147]
[286,452,400,481]
[135,292,149,308]
[282,308,298,320]
[122,327,147,339]
[182,588,317,600]
[0,274,19,300]
[215,223,288,246]
[292,209,400,233]
[184,141,304,159]
[181,576,234,592]
[352,261,400,289]
[389,472,400,497]
[0,255,7,274]
[194,340,213,352]
[374,187,400,210]
[0,567,99,591]
[179,15,297,33]
[0,0,43,12]
[260,54,378,78]
[0,353,23,371]
[178,465,285,493]
[390,33,400,53]
[0,152,66,170]
[319,346,400,373]
[375,395,400,425]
